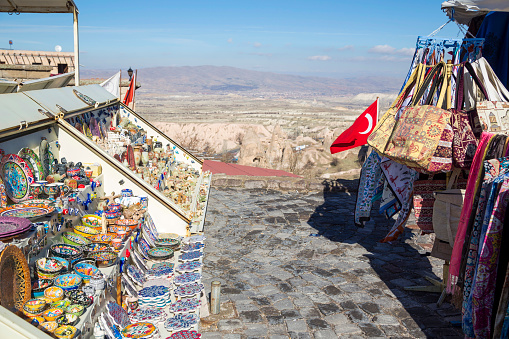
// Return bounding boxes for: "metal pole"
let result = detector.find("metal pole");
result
[73,6,80,86]
[210,281,221,314]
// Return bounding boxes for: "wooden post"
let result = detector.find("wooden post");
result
[73,6,80,86]
[116,273,122,306]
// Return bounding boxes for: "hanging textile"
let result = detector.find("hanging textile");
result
[354,150,382,227]
[449,132,494,292]
[379,178,400,219]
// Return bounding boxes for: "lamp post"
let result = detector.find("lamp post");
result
[127,67,133,81]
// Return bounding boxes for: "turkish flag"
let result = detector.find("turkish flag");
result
[330,99,378,154]
[123,72,136,106]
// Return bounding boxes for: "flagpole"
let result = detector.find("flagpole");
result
[119,69,122,101]
[133,69,137,111]
[376,96,379,121]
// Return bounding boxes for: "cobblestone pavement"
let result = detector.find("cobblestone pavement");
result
[200,186,463,338]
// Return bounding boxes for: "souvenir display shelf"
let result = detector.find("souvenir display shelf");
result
[0,86,208,338]
[26,85,211,234]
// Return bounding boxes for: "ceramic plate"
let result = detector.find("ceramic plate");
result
[0,216,33,238]
[0,203,55,219]
[121,322,157,339]
[147,247,173,259]
[174,272,201,285]
[174,283,204,297]
[169,330,201,339]
[0,177,7,208]
[107,301,131,328]
[1,154,34,202]
[18,147,44,182]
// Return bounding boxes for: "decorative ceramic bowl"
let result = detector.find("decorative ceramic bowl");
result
[42,308,64,321]
[51,299,71,310]
[65,304,85,317]
[116,218,138,229]
[107,225,129,234]
[49,244,83,261]
[71,258,97,270]
[105,210,121,220]
[54,325,77,339]
[73,262,99,283]
[65,290,92,307]
[155,237,181,250]
[40,321,59,333]
[147,247,174,260]
[111,237,123,250]
[73,225,100,238]
[53,273,82,291]
[48,257,69,273]
[62,232,90,246]
[82,242,111,255]
[56,314,79,326]
[81,214,101,227]
[44,287,64,302]
[23,299,47,314]
[22,308,42,318]
[32,279,53,298]
[36,258,64,280]
[108,203,122,213]
[87,250,117,268]
[89,233,112,244]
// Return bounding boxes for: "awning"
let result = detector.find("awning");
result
[442,0,509,25]
[0,0,77,13]
[0,80,18,94]
[18,72,75,92]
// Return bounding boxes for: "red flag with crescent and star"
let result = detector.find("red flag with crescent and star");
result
[330,99,378,154]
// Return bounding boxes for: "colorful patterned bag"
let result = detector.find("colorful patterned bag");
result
[368,64,425,154]
[384,62,454,172]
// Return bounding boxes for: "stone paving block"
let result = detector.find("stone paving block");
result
[244,323,269,337]
[239,310,263,323]
[316,302,341,315]
[313,329,338,338]
[358,322,384,337]
[286,319,309,332]
[223,335,241,339]
[334,322,363,335]
[273,298,295,310]
[218,319,244,331]
[201,333,223,339]
[288,332,312,339]
[306,318,330,330]
[372,314,400,326]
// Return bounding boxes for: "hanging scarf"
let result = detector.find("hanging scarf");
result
[354,151,382,227]
[449,132,494,293]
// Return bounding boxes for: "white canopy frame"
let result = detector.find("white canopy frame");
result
[0,0,80,85]
[442,0,509,25]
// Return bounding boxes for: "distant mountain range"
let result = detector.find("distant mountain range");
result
[81,65,402,96]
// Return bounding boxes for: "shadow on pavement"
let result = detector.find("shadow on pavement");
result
[306,178,463,338]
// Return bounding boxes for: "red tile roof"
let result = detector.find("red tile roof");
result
[203,160,301,178]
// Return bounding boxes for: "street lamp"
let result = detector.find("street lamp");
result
[127,67,133,81]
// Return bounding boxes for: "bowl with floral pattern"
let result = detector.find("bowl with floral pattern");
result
[73,225,100,238]
[54,325,77,339]
[49,244,83,261]
[82,242,111,255]
[89,233,112,245]
[32,279,53,298]
[44,286,64,302]
[53,273,82,291]
[65,304,85,317]
[36,257,64,279]
[62,232,90,246]
[51,299,71,310]
[65,289,92,307]
[116,218,138,230]
[81,214,101,227]
[56,314,79,327]
[73,262,99,283]
[40,321,59,333]
[23,298,48,315]
[87,250,117,268]
[42,308,64,321]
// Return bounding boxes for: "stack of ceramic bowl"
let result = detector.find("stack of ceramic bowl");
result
[128,307,167,324]
[23,299,48,318]
[36,258,64,280]
[49,244,84,263]
[32,279,53,298]
[138,286,171,308]
[89,273,105,290]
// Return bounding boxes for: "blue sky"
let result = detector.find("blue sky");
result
[0,1,463,78]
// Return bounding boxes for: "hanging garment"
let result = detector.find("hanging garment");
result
[476,12,509,89]
[449,132,494,293]
[494,258,509,338]
[379,178,400,219]
[462,158,509,337]
[354,151,382,227]
[472,177,509,338]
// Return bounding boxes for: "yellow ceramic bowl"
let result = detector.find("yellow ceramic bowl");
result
[89,234,112,245]
[42,308,64,321]
[44,287,64,302]
[41,321,59,333]
[73,225,100,238]
[81,214,101,228]
[54,325,77,339]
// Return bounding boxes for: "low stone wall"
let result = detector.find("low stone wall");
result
[211,174,359,193]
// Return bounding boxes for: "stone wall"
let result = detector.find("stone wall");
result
[211,174,359,193]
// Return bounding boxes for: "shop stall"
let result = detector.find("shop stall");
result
[0,88,206,338]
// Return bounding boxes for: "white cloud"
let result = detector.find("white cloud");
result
[368,44,414,56]
[227,38,233,43]
[253,42,262,48]
[338,45,354,51]
[308,55,331,61]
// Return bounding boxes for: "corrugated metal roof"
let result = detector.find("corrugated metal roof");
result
[23,84,118,115]
[0,92,49,132]
[0,0,77,13]
[203,160,302,178]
